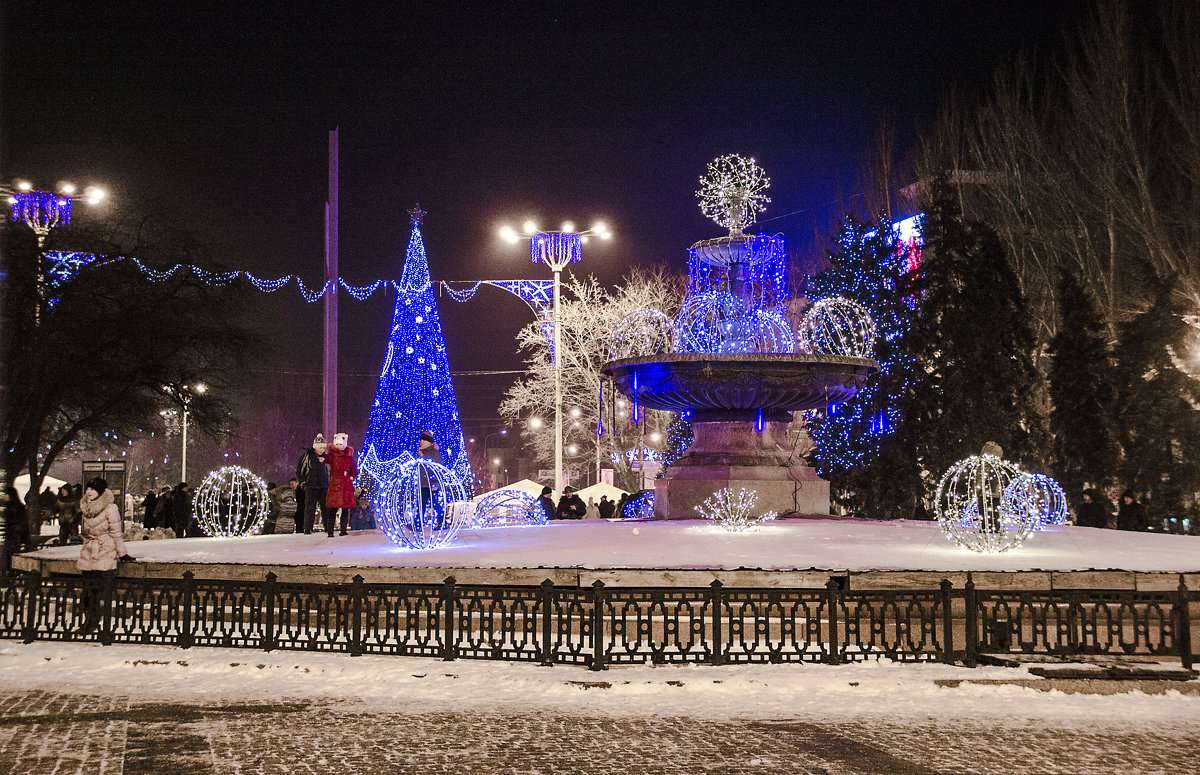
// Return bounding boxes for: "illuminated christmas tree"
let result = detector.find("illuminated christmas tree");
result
[361,207,472,493]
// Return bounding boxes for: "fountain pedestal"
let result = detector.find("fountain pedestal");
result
[654,420,829,519]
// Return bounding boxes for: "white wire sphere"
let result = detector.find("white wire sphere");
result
[471,489,546,528]
[1003,472,1068,529]
[673,291,793,354]
[192,465,270,538]
[797,296,877,357]
[608,308,674,361]
[936,454,1036,553]
[372,458,470,549]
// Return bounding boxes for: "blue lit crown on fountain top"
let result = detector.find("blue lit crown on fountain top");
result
[602,154,880,425]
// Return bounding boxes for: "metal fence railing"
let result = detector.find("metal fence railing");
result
[1,572,1194,670]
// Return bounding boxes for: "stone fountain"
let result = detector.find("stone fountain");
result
[600,155,879,519]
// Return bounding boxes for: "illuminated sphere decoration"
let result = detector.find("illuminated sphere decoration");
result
[936,454,1035,553]
[471,489,546,528]
[192,465,271,538]
[797,297,877,358]
[695,154,771,235]
[373,457,470,549]
[608,308,674,361]
[673,291,794,355]
[1003,472,1068,529]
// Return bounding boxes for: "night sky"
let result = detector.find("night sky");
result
[2,1,1091,462]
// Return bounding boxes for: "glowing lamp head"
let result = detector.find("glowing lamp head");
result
[15,180,31,191]
[193,383,207,394]
[84,186,105,204]
[529,417,543,429]
[561,221,576,232]
[499,224,517,242]
[58,182,76,195]
[523,220,538,234]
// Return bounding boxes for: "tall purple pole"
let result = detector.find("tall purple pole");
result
[323,127,339,440]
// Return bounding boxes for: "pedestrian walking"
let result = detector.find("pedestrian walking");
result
[76,477,135,634]
[1075,489,1112,529]
[169,482,193,537]
[1116,490,1149,531]
[262,482,281,535]
[597,495,615,519]
[417,431,444,528]
[57,485,82,544]
[537,486,556,523]
[325,433,358,536]
[141,490,159,528]
[296,434,330,534]
[2,487,30,552]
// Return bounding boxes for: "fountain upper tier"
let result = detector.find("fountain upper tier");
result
[601,353,880,423]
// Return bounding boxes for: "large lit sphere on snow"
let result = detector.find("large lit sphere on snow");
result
[1003,472,1068,529]
[673,291,793,355]
[192,465,270,538]
[471,489,546,528]
[372,458,470,549]
[608,308,674,361]
[936,454,1035,553]
[797,297,876,358]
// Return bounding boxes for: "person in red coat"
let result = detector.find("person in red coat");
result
[324,432,358,536]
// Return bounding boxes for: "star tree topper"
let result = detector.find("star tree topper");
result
[408,203,427,226]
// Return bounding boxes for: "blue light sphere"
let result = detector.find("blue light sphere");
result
[798,296,876,358]
[673,291,793,355]
[936,453,1036,553]
[192,465,270,538]
[373,458,470,549]
[1003,472,1068,530]
[471,489,546,528]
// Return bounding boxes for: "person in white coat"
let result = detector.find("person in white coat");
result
[76,477,134,634]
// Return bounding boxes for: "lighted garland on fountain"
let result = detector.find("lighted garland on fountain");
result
[695,488,777,532]
[608,308,674,361]
[935,447,1035,553]
[622,492,656,520]
[1003,472,1068,529]
[192,465,271,537]
[471,489,546,528]
[672,290,794,355]
[371,456,470,549]
[797,296,877,358]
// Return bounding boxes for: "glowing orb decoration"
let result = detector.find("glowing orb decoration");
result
[192,465,270,538]
[797,297,877,358]
[471,489,546,528]
[608,308,674,362]
[936,454,1035,553]
[673,291,794,355]
[1003,472,1068,529]
[696,154,771,235]
[372,457,470,549]
[695,487,777,532]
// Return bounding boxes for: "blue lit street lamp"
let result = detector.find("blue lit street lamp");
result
[499,220,611,494]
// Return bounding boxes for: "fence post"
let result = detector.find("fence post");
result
[539,579,554,666]
[99,573,115,646]
[940,579,954,665]
[710,580,724,666]
[825,578,841,665]
[263,572,277,652]
[1177,574,1193,671]
[441,577,457,661]
[350,574,364,657]
[21,573,41,644]
[590,580,607,672]
[180,571,195,649]
[964,573,978,668]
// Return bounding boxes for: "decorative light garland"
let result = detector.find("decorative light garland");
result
[696,154,771,235]
[622,491,655,520]
[609,447,662,466]
[1003,472,1068,529]
[192,465,270,538]
[672,290,793,355]
[935,452,1035,553]
[470,488,546,528]
[695,487,777,532]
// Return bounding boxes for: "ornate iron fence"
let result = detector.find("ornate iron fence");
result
[0,572,1194,670]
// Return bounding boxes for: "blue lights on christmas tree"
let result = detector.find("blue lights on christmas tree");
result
[361,211,473,494]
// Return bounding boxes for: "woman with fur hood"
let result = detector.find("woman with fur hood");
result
[77,477,135,634]
[324,432,358,536]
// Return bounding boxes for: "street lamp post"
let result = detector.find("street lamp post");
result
[162,383,206,482]
[499,220,611,495]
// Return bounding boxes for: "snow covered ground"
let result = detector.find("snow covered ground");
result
[1,640,1196,722]
[26,518,1200,572]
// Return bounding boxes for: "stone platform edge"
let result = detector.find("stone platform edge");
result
[11,555,1200,591]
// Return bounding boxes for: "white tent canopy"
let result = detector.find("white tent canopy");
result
[13,474,68,504]
[575,482,629,505]
[475,479,545,501]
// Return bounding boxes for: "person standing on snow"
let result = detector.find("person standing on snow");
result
[76,477,135,634]
[324,433,358,537]
[296,434,330,534]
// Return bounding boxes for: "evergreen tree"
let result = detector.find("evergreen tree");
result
[360,214,472,492]
[1112,274,1200,523]
[655,412,694,478]
[808,212,924,518]
[904,177,1046,482]
[1046,269,1118,498]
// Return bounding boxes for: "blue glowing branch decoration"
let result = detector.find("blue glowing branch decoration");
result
[43,251,100,308]
[11,190,73,242]
[672,290,794,355]
[609,447,661,466]
[372,457,470,549]
[622,492,655,519]
[360,224,474,494]
[530,232,582,265]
